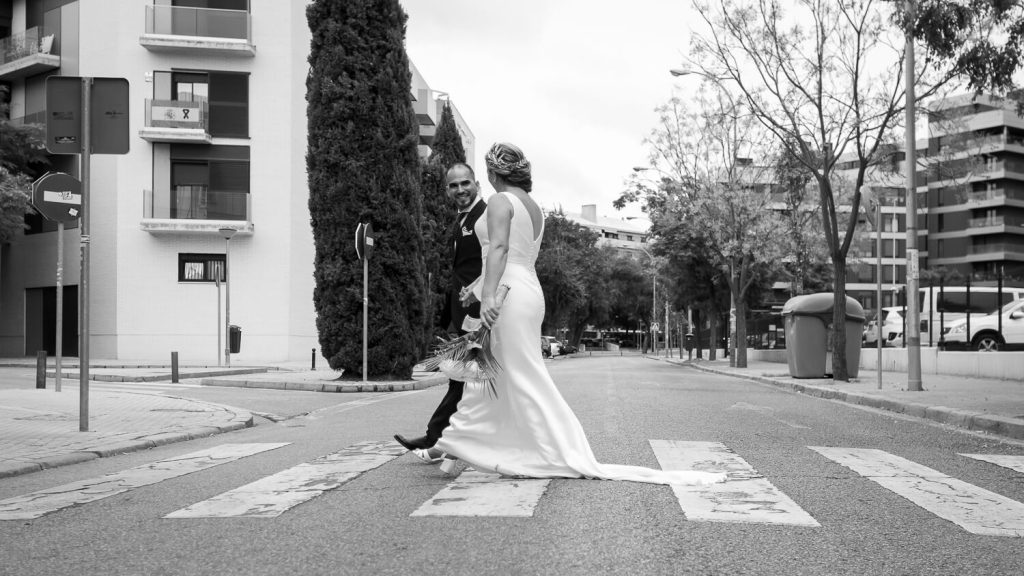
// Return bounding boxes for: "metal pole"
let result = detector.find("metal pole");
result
[56,221,63,392]
[224,237,231,367]
[216,276,222,366]
[876,201,882,389]
[79,77,92,432]
[904,0,923,391]
[651,273,657,357]
[363,256,368,384]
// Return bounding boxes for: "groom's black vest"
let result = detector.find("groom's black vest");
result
[441,198,486,334]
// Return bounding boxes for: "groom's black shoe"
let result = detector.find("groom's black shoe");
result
[394,434,432,451]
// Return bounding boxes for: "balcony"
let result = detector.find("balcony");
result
[966,188,1006,205]
[141,187,254,235]
[139,99,212,143]
[140,5,255,57]
[0,27,60,81]
[967,242,1024,260]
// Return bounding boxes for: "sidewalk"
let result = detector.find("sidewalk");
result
[669,356,1024,442]
[0,359,447,479]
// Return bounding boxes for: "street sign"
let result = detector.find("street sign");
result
[45,77,81,154]
[31,172,82,223]
[354,222,375,261]
[45,76,130,155]
[90,77,130,154]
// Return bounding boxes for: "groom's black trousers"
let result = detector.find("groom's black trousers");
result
[425,379,463,445]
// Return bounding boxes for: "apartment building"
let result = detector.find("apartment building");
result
[0,0,471,362]
[846,93,1024,311]
[563,204,648,254]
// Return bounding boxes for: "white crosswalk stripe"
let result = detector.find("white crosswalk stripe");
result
[810,447,1024,537]
[410,468,551,517]
[960,453,1024,475]
[165,440,406,518]
[650,440,820,526]
[0,443,289,520]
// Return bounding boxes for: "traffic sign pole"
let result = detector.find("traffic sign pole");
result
[56,222,63,392]
[79,77,92,432]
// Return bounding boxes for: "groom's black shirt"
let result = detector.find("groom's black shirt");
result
[441,198,486,334]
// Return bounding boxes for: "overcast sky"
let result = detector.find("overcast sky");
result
[401,0,696,223]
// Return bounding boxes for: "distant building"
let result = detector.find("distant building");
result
[562,204,649,254]
[409,60,474,168]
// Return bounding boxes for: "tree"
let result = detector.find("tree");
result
[0,168,32,245]
[306,0,427,379]
[773,141,832,297]
[618,92,787,367]
[534,210,601,336]
[686,0,960,379]
[420,101,467,351]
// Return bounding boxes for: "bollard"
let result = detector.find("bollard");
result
[171,351,179,383]
[311,348,316,370]
[36,350,47,389]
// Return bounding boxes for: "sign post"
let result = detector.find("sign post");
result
[45,76,129,431]
[355,223,374,383]
[31,171,83,394]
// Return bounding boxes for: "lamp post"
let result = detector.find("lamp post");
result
[219,227,237,367]
[639,246,658,356]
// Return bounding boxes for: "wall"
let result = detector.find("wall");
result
[749,348,1024,381]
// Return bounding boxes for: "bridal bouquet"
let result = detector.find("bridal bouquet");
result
[421,283,510,396]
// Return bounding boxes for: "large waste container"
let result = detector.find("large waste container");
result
[229,325,241,354]
[781,293,865,378]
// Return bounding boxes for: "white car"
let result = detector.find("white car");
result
[863,306,904,347]
[941,299,1024,351]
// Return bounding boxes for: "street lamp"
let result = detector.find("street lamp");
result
[219,227,237,367]
[639,246,658,356]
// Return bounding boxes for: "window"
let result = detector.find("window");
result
[179,253,226,282]
[155,70,248,137]
[170,144,250,220]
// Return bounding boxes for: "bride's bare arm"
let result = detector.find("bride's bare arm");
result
[481,194,512,328]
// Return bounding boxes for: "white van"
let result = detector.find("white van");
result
[917,285,1024,345]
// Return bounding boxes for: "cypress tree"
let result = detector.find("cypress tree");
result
[420,102,467,348]
[306,0,426,379]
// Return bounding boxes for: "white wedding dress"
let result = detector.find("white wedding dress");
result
[435,192,725,486]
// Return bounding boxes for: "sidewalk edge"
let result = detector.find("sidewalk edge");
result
[685,361,1024,441]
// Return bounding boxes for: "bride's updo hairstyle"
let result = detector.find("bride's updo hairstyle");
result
[485,142,532,192]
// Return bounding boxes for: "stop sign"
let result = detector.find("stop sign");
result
[31,172,82,223]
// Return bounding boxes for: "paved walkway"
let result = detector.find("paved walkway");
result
[2,355,1022,480]
[670,356,1024,442]
[0,359,446,479]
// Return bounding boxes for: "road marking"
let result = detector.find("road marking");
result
[728,402,810,429]
[811,447,1024,537]
[650,440,819,526]
[410,468,551,517]
[0,443,288,520]
[960,454,1024,475]
[302,390,422,420]
[165,440,406,518]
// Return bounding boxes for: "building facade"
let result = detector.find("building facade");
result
[0,0,470,362]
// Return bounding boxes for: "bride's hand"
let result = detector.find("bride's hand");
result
[480,295,501,328]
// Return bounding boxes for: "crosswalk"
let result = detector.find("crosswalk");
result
[2,440,1023,536]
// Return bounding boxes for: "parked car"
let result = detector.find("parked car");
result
[941,299,1024,351]
[541,336,560,358]
[558,341,578,355]
[918,285,1024,344]
[863,306,904,347]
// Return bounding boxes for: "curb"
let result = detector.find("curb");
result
[0,413,254,480]
[46,368,270,383]
[201,374,448,392]
[685,362,1024,441]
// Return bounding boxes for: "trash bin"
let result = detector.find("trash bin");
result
[684,333,695,352]
[229,325,241,354]
[781,293,865,378]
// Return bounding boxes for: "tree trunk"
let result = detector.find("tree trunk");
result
[735,296,748,368]
[708,314,718,361]
[832,254,849,381]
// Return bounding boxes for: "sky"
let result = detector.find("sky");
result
[401,0,697,224]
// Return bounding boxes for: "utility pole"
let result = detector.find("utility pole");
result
[904,0,923,391]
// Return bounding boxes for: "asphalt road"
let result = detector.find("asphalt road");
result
[2,356,1023,576]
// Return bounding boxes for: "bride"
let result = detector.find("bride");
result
[433,142,725,486]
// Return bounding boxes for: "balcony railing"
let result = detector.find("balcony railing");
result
[0,26,60,80]
[141,5,254,56]
[966,188,1006,204]
[140,99,212,143]
[144,188,250,222]
[969,243,1024,255]
[968,215,1004,228]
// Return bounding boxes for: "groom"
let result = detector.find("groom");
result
[395,162,485,458]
